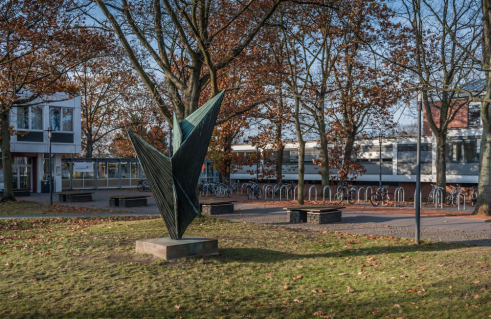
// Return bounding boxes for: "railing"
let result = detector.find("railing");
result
[322,186,331,202]
[457,189,466,211]
[434,187,444,209]
[293,186,298,201]
[308,185,318,201]
[357,187,366,204]
[394,187,405,207]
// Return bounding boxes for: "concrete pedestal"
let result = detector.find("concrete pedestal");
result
[135,236,219,261]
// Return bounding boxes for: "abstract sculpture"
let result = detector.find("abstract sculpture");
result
[128,91,225,239]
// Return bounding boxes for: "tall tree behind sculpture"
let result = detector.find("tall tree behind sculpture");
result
[91,0,283,123]
[128,92,224,239]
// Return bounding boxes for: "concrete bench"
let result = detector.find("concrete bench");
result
[0,188,31,197]
[307,211,342,224]
[59,192,93,202]
[201,201,235,216]
[284,205,344,224]
[110,195,148,207]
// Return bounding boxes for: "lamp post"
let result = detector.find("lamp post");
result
[415,91,423,244]
[255,146,259,181]
[47,127,53,205]
[379,132,382,188]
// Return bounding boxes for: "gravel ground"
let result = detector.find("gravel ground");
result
[214,204,491,246]
[19,191,491,246]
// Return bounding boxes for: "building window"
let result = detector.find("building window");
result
[17,105,43,130]
[49,107,73,132]
[469,103,481,127]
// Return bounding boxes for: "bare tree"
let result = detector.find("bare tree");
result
[88,0,283,124]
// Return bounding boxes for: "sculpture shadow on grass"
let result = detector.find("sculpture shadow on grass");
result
[216,241,471,263]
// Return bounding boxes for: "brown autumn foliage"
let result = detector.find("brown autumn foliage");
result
[0,0,111,200]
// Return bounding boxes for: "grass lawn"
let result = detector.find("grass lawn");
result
[1,215,491,318]
[0,200,120,216]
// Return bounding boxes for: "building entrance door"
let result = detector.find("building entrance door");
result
[13,157,32,190]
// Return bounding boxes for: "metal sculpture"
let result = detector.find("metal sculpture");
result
[127,91,225,239]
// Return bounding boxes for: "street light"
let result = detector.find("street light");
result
[379,132,382,188]
[415,90,423,245]
[46,127,53,205]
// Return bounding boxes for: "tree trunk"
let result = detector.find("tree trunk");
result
[220,139,233,182]
[435,133,447,196]
[319,132,329,191]
[340,134,355,184]
[474,0,491,215]
[297,140,305,204]
[275,121,284,183]
[293,97,305,204]
[86,138,93,158]
[1,111,15,201]
[475,121,491,215]
[275,146,284,183]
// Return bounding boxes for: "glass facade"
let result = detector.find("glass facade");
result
[50,107,73,131]
[17,106,29,130]
[62,159,143,189]
[31,106,43,130]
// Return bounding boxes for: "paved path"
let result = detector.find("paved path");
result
[4,191,491,245]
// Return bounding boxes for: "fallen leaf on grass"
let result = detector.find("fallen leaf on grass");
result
[174,305,180,310]
[283,285,291,290]
[347,286,355,293]
[313,311,331,318]
[293,275,303,281]
[293,299,303,303]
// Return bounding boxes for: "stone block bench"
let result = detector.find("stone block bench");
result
[59,191,93,202]
[200,200,235,216]
[284,205,344,224]
[110,195,149,207]
[0,188,31,197]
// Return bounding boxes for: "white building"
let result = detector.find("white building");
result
[1,94,82,192]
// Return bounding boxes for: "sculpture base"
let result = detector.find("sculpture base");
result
[135,236,219,261]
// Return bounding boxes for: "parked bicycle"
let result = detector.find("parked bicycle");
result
[426,184,443,205]
[446,184,463,206]
[335,184,357,204]
[137,179,151,192]
[471,186,478,206]
[370,186,394,206]
[247,181,263,199]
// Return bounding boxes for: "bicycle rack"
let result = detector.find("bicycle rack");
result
[357,187,365,204]
[457,190,466,210]
[413,190,422,208]
[322,186,331,202]
[279,185,289,201]
[365,187,374,202]
[264,185,273,201]
[394,187,405,207]
[434,188,444,209]
[308,185,318,201]
[262,184,269,198]
[293,186,298,200]
[240,183,249,195]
